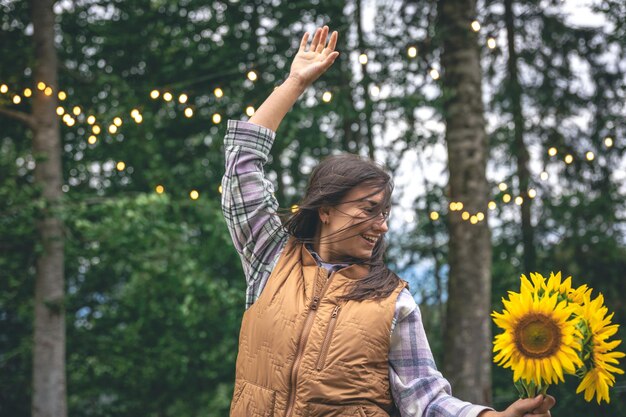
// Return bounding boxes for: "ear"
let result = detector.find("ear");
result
[318,206,331,224]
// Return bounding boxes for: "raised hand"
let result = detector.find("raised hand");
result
[288,26,339,88]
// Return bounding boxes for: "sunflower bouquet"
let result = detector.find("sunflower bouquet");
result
[492,272,624,404]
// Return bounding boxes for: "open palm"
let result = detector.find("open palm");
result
[289,26,339,87]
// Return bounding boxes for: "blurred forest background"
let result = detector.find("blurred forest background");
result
[1,0,625,416]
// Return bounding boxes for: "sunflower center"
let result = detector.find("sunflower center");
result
[514,313,562,358]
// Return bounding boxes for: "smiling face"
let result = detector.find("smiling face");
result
[315,184,390,263]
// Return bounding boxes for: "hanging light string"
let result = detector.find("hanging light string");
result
[0,19,619,202]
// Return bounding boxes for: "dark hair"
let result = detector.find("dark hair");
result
[282,153,401,301]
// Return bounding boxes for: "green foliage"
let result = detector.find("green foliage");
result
[62,193,243,417]
[2,0,625,416]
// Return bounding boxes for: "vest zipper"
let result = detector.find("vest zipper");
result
[284,269,334,417]
[315,304,341,371]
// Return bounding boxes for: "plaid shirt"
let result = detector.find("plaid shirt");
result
[221,120,490,417]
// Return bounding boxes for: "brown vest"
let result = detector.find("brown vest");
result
[230,238,406,417]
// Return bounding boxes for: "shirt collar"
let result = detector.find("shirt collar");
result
[305,244,350,273]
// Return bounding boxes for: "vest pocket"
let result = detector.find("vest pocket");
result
[230,379,276,417]
[316,305,341,370]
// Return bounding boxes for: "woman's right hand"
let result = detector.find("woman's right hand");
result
[288,26,339,89]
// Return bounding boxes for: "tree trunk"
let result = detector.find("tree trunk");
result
[437,0,493,405]
[30,1,67,416]
[504,0,535,273]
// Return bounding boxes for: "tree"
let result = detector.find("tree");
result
[436,0,493,404]
[0,1,68,416]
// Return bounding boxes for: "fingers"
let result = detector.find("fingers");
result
[509,395,555,417]
[315,26,329,53]
[532,395,556,414]
[509,396,543,415]
[309,27,322,51]
[299,32,309,52]
[321,51,340,70]
[303,26,338,55]
[326,30,338,53]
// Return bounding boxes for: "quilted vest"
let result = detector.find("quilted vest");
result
[230,238,406,417]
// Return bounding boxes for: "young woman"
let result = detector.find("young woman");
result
[221,25,556,417]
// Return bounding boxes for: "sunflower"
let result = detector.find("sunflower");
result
[575,292,625,404]
[520,272,591,304]
[492,284,583,387]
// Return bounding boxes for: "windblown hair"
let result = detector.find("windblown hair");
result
[282,153,401,301]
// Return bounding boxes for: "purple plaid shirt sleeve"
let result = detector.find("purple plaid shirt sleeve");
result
[222,120,492,417]
[221,120,288,309]
[390,291,492,417]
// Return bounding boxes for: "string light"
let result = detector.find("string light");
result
[178,93,188,104]
[528,188,537,198]
[450,201,463,211]
[515,196,524,205]
[108,124,118,134]
[476,212,485,221]
[23,88,32,97]
[503,193,511,203]
[564,154,573,164]
[56,107,64,115]
[150,90,160,99]
[212,113,222,124]
[430,211,439,221]
[488,201,497,210]
[322,91,332,102]
[44,87,52,96]
[540,171,549,180]
[113,117,122,126]
[370,85,380,97]
[190,190,199,200]
[0,84,8,93]
[470,215,478,224]
[471,20,481,32]
[429,69,440,80]
[604,137,613,147]
[548,147,557,156]
[134,114,143,123]
[462,211,470,220]
[358,53,368,65]
[218,185,223,194]
[37,82,45,91]
[586,151,594,161]
[130,109,139,118]
[245,106,255,116]
[72,106,81,116]
[407,46,417,58]
[87,115,96,125]
[498,182,508,191]
[116,161,125,171]
[58,91,66,100]
[214,87,224,98]
[247,70,258,81]
[291,204,299,213]
[92,125,101,134]
[155,185,164,194]
[184,108,193,118]
[487,37,497,49]
[163,92,173,102]
[88,135,97,145]
[12,95,21,104]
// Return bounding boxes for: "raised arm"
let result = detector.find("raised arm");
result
[221,26,339,308]
[248,25,339,132]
